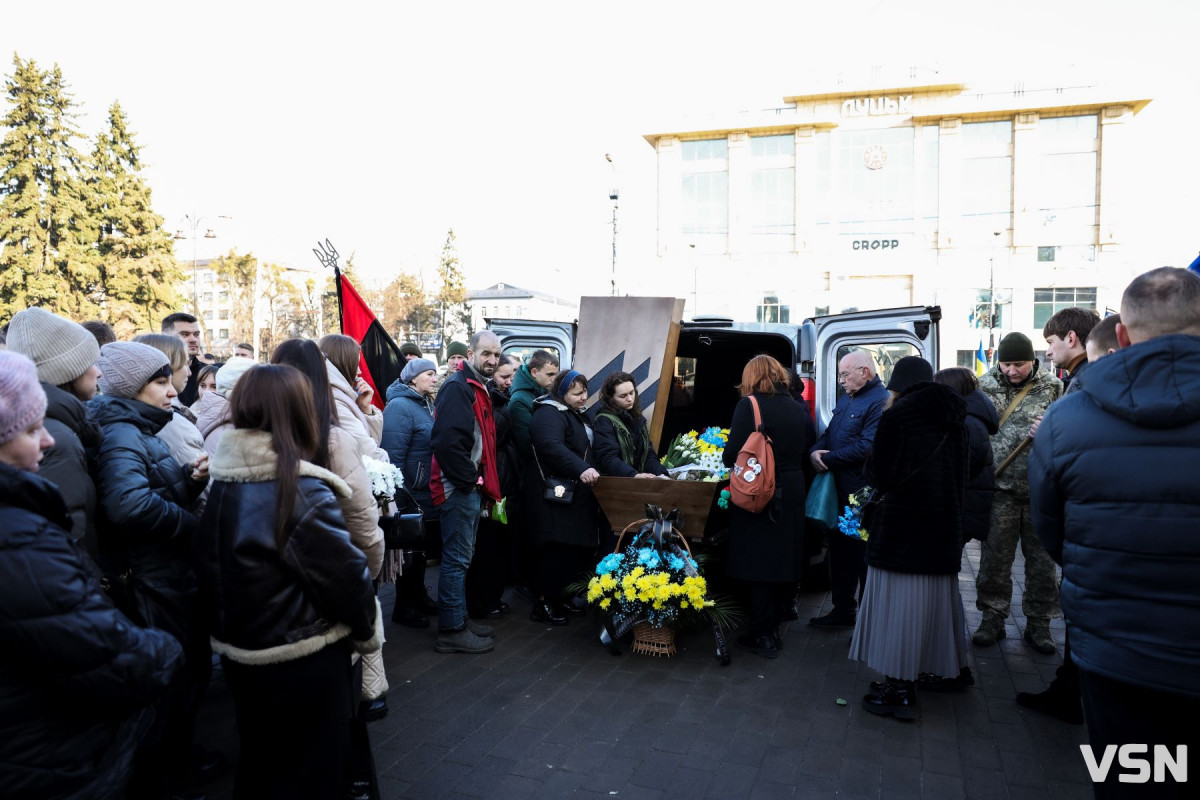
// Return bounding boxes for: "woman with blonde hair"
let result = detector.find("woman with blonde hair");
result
[722,354,815,659]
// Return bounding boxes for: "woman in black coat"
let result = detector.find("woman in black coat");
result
[526,369,602,626]
[0,351,183,800]
[592,371,668,478]
[934,367,997,546]
[848,357,971,720]
[722,355,815,659]
[196,365,381,800]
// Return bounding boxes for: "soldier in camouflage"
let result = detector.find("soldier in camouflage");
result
[973,332,1063,654]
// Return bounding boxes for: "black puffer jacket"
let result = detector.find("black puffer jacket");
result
[196,430,380,664]
[38,382,102,553]
[88,394,204,641]
[525,398,601,548]
[962,390,998,544]
[0,462,182,800]
[488,382,521,501]
[866,382,969,575]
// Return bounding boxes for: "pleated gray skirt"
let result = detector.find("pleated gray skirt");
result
[848,567,969,681]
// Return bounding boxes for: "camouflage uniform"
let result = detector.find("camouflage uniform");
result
[976,363,1063,625]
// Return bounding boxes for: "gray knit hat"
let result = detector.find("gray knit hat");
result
[401,357,437,385]
[0,351,47,445]
[7,307,100,386]
[97,341,170,399]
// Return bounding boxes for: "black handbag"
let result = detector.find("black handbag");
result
[381,487,426,550]
[532,442,586,505]
[345,715,380,800]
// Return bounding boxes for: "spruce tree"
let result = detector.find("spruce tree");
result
[435,228,471,345]
[90,100,181,335]
[0,55,98,320]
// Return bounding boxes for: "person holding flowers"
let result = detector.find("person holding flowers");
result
[593,371,668,478]
[722,354,814,659]
[848,356,971,719]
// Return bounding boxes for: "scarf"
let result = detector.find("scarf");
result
[597,410,650,473]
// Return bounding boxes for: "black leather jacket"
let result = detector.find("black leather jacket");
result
[196,430,379,663]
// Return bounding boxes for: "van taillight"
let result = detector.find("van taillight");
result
[801,378,816,422]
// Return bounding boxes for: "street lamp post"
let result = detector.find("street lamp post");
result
[988,230,1001,362]
[606,153,618,296]
[174,214,217,318]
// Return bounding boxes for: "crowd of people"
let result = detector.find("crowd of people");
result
[0,265,1196,798]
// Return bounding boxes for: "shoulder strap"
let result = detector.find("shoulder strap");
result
[998,381,1036,429]
[748,395,764,432]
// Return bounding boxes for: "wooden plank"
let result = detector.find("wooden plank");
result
[572,296,685,450]
[592,476,718,541]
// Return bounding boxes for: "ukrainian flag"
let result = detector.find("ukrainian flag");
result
[974,342,987,376]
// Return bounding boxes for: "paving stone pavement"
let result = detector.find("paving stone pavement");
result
[197,543,1093,799]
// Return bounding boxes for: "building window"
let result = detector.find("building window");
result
[749,134,791,159]
[1037,246,1056,262]
[681,138,728,247]
[960,120,1012,238]
[203,311,213,321]
[756,294,790,324]
[1033,287,1097,329]
[218,291,229,303]
[974,290,1008,330]
[1033,114,1098,241]
[218,329,229,340]
[202,292,213,304]
[834,127,915,236]
[218,309,229,321]
[956,350,977,370]
[749,135,794,249]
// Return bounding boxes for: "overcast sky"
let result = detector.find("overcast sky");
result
[3,0,1196,296]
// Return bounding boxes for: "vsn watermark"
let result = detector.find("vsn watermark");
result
[1080,745,1187,784]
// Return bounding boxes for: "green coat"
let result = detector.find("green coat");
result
[508,364,541,464]
[980,363,1062,495]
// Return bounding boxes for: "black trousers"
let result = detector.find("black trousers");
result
[745,581,795,637]
[1053,628,1081,694]
[222,642,355,800]
[537,542,593,602]
[829,532,868,613]
[466,517,509,615]
[1078,668,1197,799]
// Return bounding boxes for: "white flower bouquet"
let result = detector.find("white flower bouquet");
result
[362,455,405,513]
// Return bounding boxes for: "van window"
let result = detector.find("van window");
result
[503,345,560,368]
[834,342,921,400]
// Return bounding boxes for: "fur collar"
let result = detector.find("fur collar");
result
[210,429,351,498]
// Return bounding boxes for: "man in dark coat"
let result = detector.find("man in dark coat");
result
[430,331,502,654]
[6,308,104,557]
[808,349,889,628]
[1030,267,1200,792]
[1042,307,1099,396]
[162,312,205,406]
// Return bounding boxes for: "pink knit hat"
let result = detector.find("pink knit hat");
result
[0,351,48,445]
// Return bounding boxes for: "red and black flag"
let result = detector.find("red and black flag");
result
[337,271,403,412]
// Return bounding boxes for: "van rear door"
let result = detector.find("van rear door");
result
[486,319,577,368]
[797,305,941,432]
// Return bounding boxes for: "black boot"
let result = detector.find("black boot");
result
[862,678,919,719]
[1016,682,1084,724]
[735,633,779,659]
[531,601,568,626]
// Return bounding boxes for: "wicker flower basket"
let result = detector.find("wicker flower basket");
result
[631,623,676,657]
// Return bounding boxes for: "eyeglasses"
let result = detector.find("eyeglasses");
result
[838,366,867,380]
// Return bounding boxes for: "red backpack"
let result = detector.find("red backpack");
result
[729,396,776,513]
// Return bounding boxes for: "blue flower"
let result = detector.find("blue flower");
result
[636,548,662,569]
[596,554,624,575]
[667,554,685,571]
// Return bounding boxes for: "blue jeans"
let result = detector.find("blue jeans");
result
[437,489,482,631]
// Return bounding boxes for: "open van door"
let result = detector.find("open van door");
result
[486,318,577,368]
[798,305,941,433]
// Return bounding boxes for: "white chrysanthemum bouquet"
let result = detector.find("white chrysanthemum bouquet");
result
[362,455,404,513]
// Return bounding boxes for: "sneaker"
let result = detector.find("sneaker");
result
[435,627,495,654]
[862,679,919,720]
[1023,618,1056,655]
[531,601,568,626]
[466,619,494,638]
[917,667,975,692]
[808,610,856,629]
[359,695,388,722]
[1015,684,1085,724]
[972,616,1007,646]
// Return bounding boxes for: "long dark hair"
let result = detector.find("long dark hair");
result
[318,333,361,387]
[230,365,319,551]
[932,367,979,397]
[599,371,640,418]
[270,339,334,469]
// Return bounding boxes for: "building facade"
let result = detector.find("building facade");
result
[467,282,578,332]
[645,80,1150,368]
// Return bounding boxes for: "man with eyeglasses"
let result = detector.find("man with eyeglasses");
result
[809,350,889,628]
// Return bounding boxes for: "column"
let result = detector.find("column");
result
[1098,105,1133,251]
[726,131,749,255]
[1011,112,1039,248]
[936,118,961,249]
[656,137,681,258]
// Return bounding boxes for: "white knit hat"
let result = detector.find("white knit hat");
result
[7,307,100,386]
[216,356,256,396]
[97,342,170,399]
